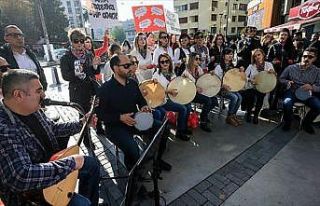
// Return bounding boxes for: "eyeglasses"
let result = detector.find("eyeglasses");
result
[131,61,139,65]
[160,60,170,64]
[195,57,201,61]
[72,39,85,44]
[303,55,316,59]
[6,33,24,38]
[118,63,132,69]
[160,36,168,39]
[0,65,10,73]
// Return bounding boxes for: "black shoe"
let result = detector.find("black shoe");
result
[245,113,252,123]
[302,124,315,134]
[282,122,291,131]
[252,116,258,124]
[200,123,212,133]
[159,159,172,171]
[176,132,190,141]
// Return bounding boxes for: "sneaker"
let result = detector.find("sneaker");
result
[200,123,212,132]
[159,159,172,171]
[302,124,315,134]
[226,115,239,127]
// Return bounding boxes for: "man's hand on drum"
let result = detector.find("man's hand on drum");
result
[141,105,151,113]
[288,80,294,87]
[120,113,136,126]
[167,88,178,97]
[302,84,313,91]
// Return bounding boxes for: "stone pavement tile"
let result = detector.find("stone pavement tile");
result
[225,174,245,186]
[178,193,199,206]
[186,189,207,205]
[222,182,239,197]
[202,190,222,206]
[194,180,212,193]
[206,175,225,189]
[208,185,225,201]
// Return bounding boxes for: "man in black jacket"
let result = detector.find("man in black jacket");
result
[0,25,47,90]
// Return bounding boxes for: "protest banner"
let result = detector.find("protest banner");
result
[132,5,166,33]
[86,0,119,40]
[164,9,181,35]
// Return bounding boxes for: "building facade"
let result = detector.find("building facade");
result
[122,19,136,43]
[174,0,250,37]
[60,0,84,28]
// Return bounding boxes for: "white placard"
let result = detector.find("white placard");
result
[164,9,181,35]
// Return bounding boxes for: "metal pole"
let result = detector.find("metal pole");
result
[36,0,53,62]
[225,0,230,38]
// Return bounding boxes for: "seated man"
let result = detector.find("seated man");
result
[98,54,171,171]
[280,47,320,134]
[0,69,100,206]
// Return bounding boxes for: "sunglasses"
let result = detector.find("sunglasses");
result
[160,60,170,64]
[0,65,10,73]
[131,61,139,65]
[72,39,85,44]
[195,57,201,61]
[138,37,146,41]
[118,63,132,69]
[6,33,24,38]
[303,55,316,59]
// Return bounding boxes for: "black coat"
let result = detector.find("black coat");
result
[0,44,48,90]
[237,37,261,68]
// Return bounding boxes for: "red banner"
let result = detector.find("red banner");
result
[132,5,166,33]
[289,0,320,19]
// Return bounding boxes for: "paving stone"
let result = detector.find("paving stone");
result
[179,193,199,206]
[222,182,239,196]
[226,173,245,186]
[208,185,226,201]
[194,180,212,193]
[202,190,222,206]
[207,175,225,189]
[186,189,207,205]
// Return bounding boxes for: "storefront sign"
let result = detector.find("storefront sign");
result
[289,0,320,20]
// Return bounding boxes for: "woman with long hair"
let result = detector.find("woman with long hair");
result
[153,31,174,65]
[121,39,132,54]
[243,48,275,124]
[130,32,154,82]
[173,33,191,76]
[214,48,243,127]
[183,53,218,132]
[153,53,191,140]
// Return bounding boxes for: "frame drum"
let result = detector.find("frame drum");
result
[223,68,246,92]
[134,112,154,131]
[139,80,166,108]
[167,76,196,104]
[295,86,312,101]
[196,73,221,97]
[254,71,277,93]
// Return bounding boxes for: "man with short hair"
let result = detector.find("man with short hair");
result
[280,47,320,134]
[98,54,171,171]
[0,69,100,206]
[0,25,47,90]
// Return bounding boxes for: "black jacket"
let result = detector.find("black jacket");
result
[237,37,261,68]
[0,44,48,90]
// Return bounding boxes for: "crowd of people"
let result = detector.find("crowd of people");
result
[0,23,320,206]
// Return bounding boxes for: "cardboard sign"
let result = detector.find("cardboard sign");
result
[132,5,166,32]
[164,9,181,35]
[86,0,119,39]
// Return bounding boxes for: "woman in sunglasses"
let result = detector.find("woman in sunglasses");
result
[130,32,154,82]
[153,31,174,66]
[214,48,243,127]
[190,31,210,70]
[153,53,191,140]
[182,53,218,132]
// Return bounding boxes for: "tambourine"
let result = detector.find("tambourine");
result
[223,68,246,92]
[196,73,221,97]
[254,71,277,93]
[167,76,196,104]
[134,112,154,131]
[295,86,312,101]
[139,80,166,108]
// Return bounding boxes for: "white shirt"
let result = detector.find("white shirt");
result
[245,61,274,89]
[13,50,38,73]
[152,68,176,89]
[213,64,224,79]
[152,45,174,65]
[182,66,204,83]
[130,49,154,82]
[190,45,210,69]
[174,47,190,65]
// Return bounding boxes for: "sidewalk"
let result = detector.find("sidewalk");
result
[44,66,320,206]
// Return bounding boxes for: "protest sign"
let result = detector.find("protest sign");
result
[132,5,166,32]
[164,9,181,35]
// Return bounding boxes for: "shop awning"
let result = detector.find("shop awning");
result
[264,16,320,33]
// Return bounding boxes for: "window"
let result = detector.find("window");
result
[212,1,218,9]
[233,4,238,10]
[238,16,246,22]
[190,2,199,10]
[225,2,228,6]
[211,27,217,34]
[191,15,198,22]
[175,4,188,12]
[231,27,236,33]
[179,17,188,24]
[232,16,236,22]
[239,4,247,11]
[211,14,217,21]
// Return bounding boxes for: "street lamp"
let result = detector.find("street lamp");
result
[219,13,223,33]
[36,0,53,62]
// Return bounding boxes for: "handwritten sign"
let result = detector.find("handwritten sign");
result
[164,9,181,35]
[87,0,119,39]
[132,5,166,32]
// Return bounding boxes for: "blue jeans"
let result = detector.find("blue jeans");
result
[224,92,242,115]
[159,99,191,132]
[68,193,91,206]
[283,89,320,124]
[193,93,218,122]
